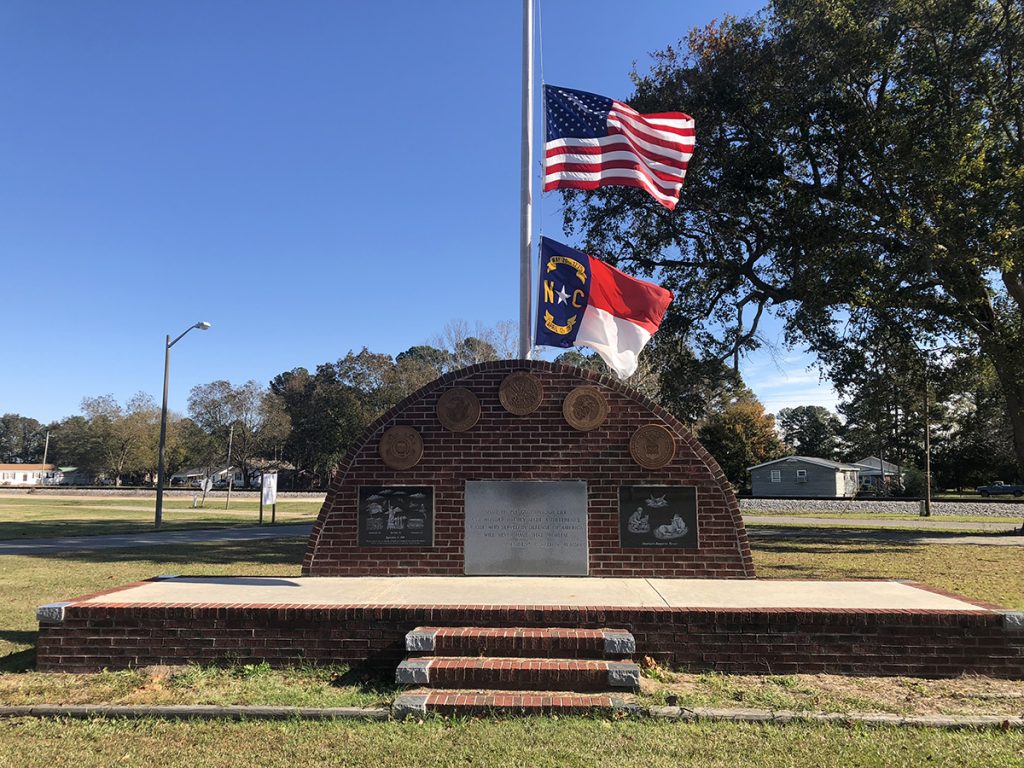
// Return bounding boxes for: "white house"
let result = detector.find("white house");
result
[0,464,58,486]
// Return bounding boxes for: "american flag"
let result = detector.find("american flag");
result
[543,85,694,211]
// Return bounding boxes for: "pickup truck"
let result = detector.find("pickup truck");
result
[975,481,1024,497]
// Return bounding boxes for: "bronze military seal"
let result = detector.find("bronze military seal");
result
[562,386,608,431]
[436,387,481,432]
[379,426,423,470]
[629,424,676,469]
[499,372,544,416]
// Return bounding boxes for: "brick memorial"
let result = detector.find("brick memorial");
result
[35,359,1024,682]
[303,359,755,578]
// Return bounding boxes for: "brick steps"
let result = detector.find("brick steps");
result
[395,626,641,714]
[393,690,636,719]
[396,656,641,692]
[405,626,635,658]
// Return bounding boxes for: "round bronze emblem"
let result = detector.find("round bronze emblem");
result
[562,386,608,431]
[629,424,676,469]
[499,372,544,416]
[436,387,480,432]
[379,426,423,470]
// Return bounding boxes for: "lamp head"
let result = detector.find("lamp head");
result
[196,322,211,330]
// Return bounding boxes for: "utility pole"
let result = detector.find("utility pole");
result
[225,423,234,510]
[42,431,50,465]
[922,355,932,517]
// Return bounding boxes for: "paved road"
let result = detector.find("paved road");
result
[1,516,1021,555]
[0,524,314,555]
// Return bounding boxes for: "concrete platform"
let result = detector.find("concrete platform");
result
[74,576,990,612]
[36,576,1024,678]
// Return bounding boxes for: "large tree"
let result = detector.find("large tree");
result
[562,0,1024,471]
[187,380,290,487]
[697,398,789,489]
[0,414,45,463]
[78,393,161,485]
[777,405,844,459]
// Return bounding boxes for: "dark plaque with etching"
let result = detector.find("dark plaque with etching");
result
[358,486,433,546]
[619,485,698,548]
[629,424,676,469]
[379,426,423,470]
[436,387,480,432]
[499,372,544,415]
[562,386,608,431]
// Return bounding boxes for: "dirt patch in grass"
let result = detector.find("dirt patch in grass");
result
[636,666,1024,717]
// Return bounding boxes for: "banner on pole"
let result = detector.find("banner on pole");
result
[261,472,278,506]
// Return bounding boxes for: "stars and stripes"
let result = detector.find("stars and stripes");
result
[543,85,694,211]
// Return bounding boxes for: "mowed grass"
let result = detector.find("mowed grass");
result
[0,495,323,539]
[751,536,1024,610]
[1,718,1022,768]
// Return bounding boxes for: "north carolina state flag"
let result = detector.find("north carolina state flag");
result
[535,237,673,378]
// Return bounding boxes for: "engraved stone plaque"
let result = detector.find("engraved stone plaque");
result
[464,480,588,575]
[436,387,480,432]
[629,424,676,469]
[619,485,698,548]
[562,386,608,431]
[499,372,544,415]
[379,426,423,470]
[358,486,433,547]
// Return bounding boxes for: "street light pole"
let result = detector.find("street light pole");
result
[155,321,211,529]
[922,356,932,517]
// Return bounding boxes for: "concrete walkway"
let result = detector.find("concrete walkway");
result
[0,524,313,555]
[76,575,989,612]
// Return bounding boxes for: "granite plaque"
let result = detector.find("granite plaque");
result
[357,486,433,547]
[619,485,698,548]
[464,481,588,575]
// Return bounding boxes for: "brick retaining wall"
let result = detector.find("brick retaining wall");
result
[36,589,1023,678]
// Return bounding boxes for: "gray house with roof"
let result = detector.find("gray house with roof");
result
[748,456,861,498]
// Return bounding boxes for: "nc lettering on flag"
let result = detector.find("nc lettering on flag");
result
[535,237,673,379]
[543,85,694,211]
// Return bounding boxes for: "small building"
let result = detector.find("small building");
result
[170,465,247,488]
[0,464,58,487]
[852,456,902,492]
[748,456,861,498]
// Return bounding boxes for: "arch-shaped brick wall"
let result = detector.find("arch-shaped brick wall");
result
[303,360,755,578]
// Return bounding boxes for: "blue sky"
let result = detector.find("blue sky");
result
[0,0,836,424]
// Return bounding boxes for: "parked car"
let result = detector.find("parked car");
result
[975,481,1024,497]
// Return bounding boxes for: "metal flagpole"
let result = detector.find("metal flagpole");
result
[518,0,534,359]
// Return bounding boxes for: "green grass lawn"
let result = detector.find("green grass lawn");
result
[0,496,322,539]
[1,718,1021,768]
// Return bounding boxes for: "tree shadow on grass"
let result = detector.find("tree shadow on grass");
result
[330,666,402,700]
[0,649,36,673]
[0,520,307,542]
[0,632,37,673]
[748,526,1020,546]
